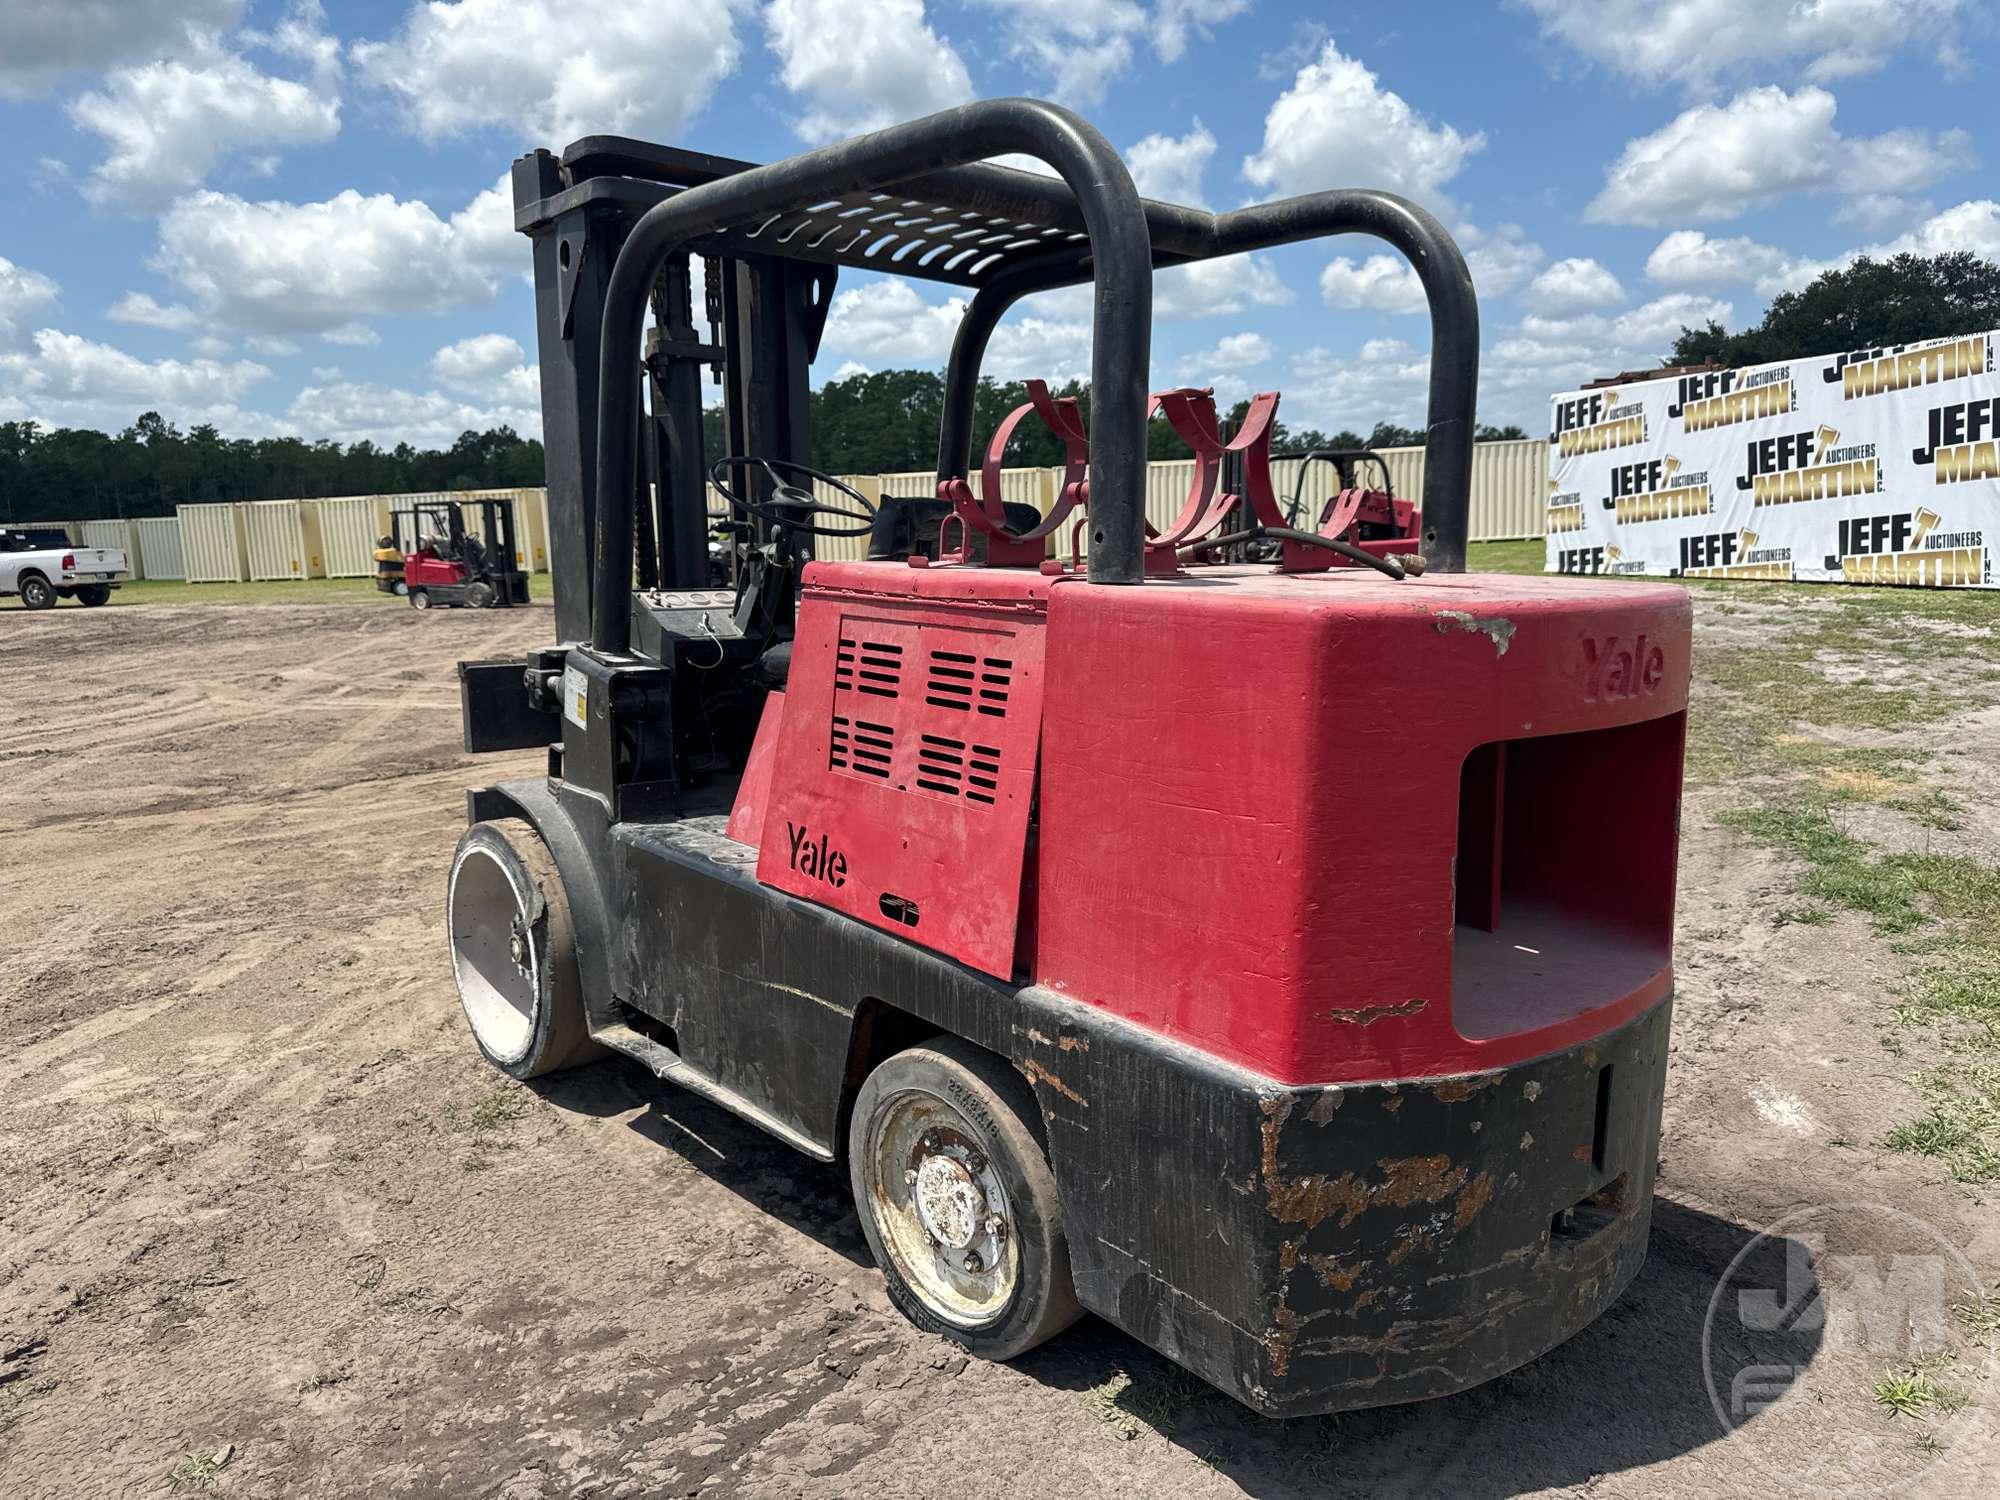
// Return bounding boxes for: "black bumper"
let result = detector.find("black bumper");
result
[1023,999,1671,1417]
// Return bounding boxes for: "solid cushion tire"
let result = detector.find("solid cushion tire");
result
[446,820,605,1080]
[848,1036,1081,1360]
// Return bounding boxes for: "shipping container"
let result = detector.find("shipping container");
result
[317,495,393,577]
[243,499,328,581]
[18,519,81,545]
[78,519,138,570]
[179,503,250,583]
[135,516,186,581]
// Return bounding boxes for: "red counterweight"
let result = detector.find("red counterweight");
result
[739,556,1689,1086]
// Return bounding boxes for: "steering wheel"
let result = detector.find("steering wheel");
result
[709,457,877,538]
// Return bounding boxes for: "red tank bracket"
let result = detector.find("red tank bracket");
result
[939,380,1086,569]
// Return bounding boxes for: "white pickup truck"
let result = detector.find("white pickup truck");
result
[1,527,129,609]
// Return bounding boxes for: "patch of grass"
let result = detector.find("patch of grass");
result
[1466,538,1545,575]
[1083,1370,1141,1439]
[467,1087,526,1132]
[1951,1287,2000,1334]
[1728,797,2000,1180]
[1872,1367,1938,1418]
[1881,1064,2000,1183]
[1081,1361,1213,1444]
[1703,584,2000,1192]
[1721,805,2000,937]
[448,1085,527,1135]
[169,1444,234,1490]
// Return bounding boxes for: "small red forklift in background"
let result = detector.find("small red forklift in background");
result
[444,101,1689,1415]
[394,498,530,610]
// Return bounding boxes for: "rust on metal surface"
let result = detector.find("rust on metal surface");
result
[1303,1254,1370,1293]
[1428,1074,1502,1103]
[1020,1058,1088,1107]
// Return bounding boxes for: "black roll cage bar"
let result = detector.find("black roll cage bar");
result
[583,98,1478,657]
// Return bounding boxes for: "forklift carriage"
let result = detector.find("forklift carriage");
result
[447,100,1689,1416]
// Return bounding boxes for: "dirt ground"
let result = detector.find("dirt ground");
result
[2,596,1996,1498]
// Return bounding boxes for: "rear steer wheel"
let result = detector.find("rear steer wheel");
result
[17,573,54,610]
[849,1037,1081,1360]
[409,588,432,610]
[446,821,606,1079]
[77,584,111,607]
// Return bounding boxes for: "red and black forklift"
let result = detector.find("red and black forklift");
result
[394,498,530,610]
[445,101,1689,1415]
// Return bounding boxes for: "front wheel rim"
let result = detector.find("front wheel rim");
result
[867,1090,1020,1327]
[448,844,539,1064]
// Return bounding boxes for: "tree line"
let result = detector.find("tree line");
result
[3,376,1528,528]
[0,414,546,526]
[1670,252,2000,369]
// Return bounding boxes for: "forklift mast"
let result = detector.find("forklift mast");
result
[452,99,1691,1418]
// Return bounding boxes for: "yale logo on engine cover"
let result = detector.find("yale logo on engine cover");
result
[785,821,849,887]
[1581,634,1666,701]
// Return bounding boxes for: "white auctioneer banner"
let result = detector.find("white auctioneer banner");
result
[1544,330,1998,588]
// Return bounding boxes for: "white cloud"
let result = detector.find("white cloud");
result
[68,4,341,212]
[1185,331,1272,371]
[1587,86,1973,226]
[321,323,381,348]
[1866,198,2000,261]
[1318,224,1542,316]
[189,334,233,358]
[1127,122,1215,208]
[432,333,527,388]
[1022,252,1293,323]
[355,0,746,145]
[1320,256,1428,315]
[1283,337,1431,435]
[145,177,523,342]
[286,377,542,447]
[246,335,301,358]
[971,0,1245,104]
[107,292,200,331]
[1460,223,1546,300]
[764,0,972,143]
[1831,193,1931,234]
[1478,292,1734,421]
[1,259,61,345]
[820,279,1093,383]
[0,328,274,433]
[1644,229,1825,297]
[1518,0,1968,91]
[1243,40,1483,216]
[0,0,244,99]
[1645,198,2000,307]
[1525,257,1625,315]
[1154,256,1292,320]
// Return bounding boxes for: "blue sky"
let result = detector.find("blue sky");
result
[1,0,1994,448]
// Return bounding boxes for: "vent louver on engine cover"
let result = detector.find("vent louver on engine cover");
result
[758,567,1052,979]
